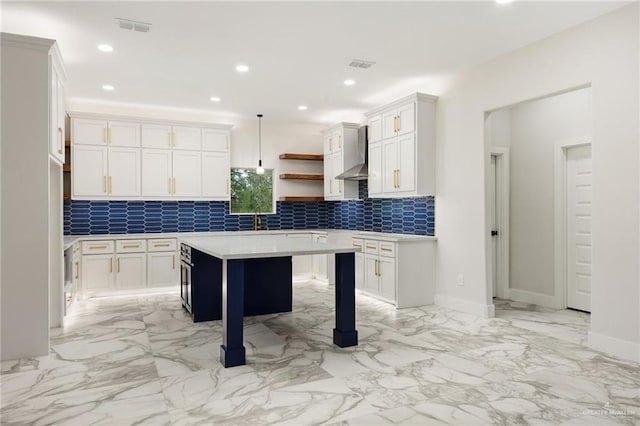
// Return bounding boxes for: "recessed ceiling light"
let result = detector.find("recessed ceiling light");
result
[496,0,513,4]
[97,44,113,52]
[298,105,308,111]
[235,64,249,73]
[102,85,115,91]
[344,79,355,86]
[210,96,221,102]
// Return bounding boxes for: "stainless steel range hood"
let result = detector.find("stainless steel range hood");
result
[335,126,368,181]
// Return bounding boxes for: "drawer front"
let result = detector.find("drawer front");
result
[147,238,177,252]
[82,240,114,254]
[352,238,364,250]
[116,239,147,253]
[363,240,379,255]
[378,241,396,258]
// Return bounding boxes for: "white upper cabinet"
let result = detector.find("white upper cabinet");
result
[49,53,66,165]
[322,122,361,201]
[73,118,140,147]
[202,129,230,152]
[70,114,232,200]
[365,93,437,198]
[324,128,344,155]
[367,115,382,143]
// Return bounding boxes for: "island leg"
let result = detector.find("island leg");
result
[333,252,358,347]
[220,259,246,367]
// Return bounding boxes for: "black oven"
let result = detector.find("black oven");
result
[180,244,192,314]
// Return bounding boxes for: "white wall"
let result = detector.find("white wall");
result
[509,88,591,297]
[1,36,52,360]
[435,4,639,360]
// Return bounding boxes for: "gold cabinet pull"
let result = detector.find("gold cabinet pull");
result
[168,178,172,194]
[393,116,397,133]
[154,243,171,247]
[109,258,113,273]
[89,244,108,250]
[329,179,332,194]
[381,247,393,252]
[167,131,171,147]
[172,177,176,194]
[107,128,112,143]
[172,132,176,147]
[58,128,64,154]
[103,128,108,143]
[397,115,401,133]
[109,176,112,194]
[338,135,342,149]
[396,169,400,189]
[103,176,107,193]
[365,244,376,249]
[226,179,229,195]
[225,136,229,150]
[117,258,120,273]
[329,138,332,152]
[339,180,343,193]
[172,255,176,270]
[74,261,79,279]
[122,244,139,248]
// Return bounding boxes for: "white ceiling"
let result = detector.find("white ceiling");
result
[1,1,627,124]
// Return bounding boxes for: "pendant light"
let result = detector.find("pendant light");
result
[256,113,265,175]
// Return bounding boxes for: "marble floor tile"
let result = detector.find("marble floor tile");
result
[3,280,639,425]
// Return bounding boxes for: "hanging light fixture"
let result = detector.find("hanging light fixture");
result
[256,113,265,175]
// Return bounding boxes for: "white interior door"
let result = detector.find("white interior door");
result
[489,155,498,297]
[566,145,592,312]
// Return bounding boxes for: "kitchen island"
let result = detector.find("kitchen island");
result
[179,235,360,367]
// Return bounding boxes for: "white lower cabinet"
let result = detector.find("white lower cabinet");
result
[147,251,178,287]
[312,233,328,282]
[353,235,435,308]
[82,254,114,292]
[287,233,313,278]
[115,253,146,289]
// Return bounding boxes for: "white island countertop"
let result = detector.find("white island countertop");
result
[179,235,360,260]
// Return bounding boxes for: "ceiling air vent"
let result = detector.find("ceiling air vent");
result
[349,59,376,69]
[117,18,151,33]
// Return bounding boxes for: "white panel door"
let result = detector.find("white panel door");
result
[73,118,107,146]
[115,253,146,289]
[397,133,416,192]
[141,149,172,197]
[109,148,140,197]
[172,126,201,151]
[332,129,343,152]
[142,124,172,149]
[172,151,202,197]
[72,145,108,197]
[364,254,379,294]
[109,121,140,147]
[368,141,383,196]
[82,255,113,291]
[396,102,415,136]
[367,115,382,143]
[202,129,229,152]
[147,252,179,287]
[202,152,229,199]
[566,145,592,312]
[382,110,397,140]
[378,256,396,301]
[331,153,344,196]
[382,139,398,193]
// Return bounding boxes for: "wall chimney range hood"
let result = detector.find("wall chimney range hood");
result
[335,126,368,181]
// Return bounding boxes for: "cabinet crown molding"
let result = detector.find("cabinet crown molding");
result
[321,122,362,134]
[68,111,234,131]
[364,92,438,118]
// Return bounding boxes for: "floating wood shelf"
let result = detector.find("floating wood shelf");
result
[279,196,324,202]
[279,173,323,180]
[65,140,71,147]
[63,194,71,200]
[63,165,71,172]
[279,153,323,161]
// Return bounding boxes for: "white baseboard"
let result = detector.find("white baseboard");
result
[434,294,495,318]
[588,331,640,363]
[506,288,559,309]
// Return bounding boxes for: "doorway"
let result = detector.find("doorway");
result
[488,148,509,300]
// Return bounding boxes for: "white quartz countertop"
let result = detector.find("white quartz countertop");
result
[179,235,359,260]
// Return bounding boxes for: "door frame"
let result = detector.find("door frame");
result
[488,146,510,300]
[553,136,592,309]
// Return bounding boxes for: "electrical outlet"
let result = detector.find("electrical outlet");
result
[457,274,464,286]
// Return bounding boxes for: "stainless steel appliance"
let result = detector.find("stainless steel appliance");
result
[180,243,193,314]
[335,125,368,180]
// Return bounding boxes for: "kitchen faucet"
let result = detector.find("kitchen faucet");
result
[253,207,262,231]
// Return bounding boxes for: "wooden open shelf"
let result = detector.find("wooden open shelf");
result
[279,173,323,180]
[279,196,324,202]
[279,153,323,161]
[65,140,71,147]
[63,194,71,200]
[63,165,71,172]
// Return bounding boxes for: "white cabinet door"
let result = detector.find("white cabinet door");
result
[382,139,398,194]
[173,126,201,151]
[364,254,379,294]
[202,152,229,199]
[147,252,179,287]
[109,148,140,197]
[202,129,229,152]
[382,110,397,140]
[368,141,383,196]
[50,68,65,163]
[367,115,382,143]
[323,134,332,155]
[172,151,202,197]
[378,256,396,301]
[109,121,140,147]
[57,79,65,162]
[142,124,172,149]
[396,102,415,136]
[332,129,343,152]
[323,153,333,198]
[73,145,108,197]
[141,149,172,197]
[312,234,328,281]
[73,118,108,146]
[82,255,113,291]
[115,253,146,289]
[397,133,415,193]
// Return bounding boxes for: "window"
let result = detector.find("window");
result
[230,168,275,214]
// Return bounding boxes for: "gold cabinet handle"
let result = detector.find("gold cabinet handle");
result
[109,176,112,194]
[172,255,176,270]
[393,116,397,133]
[58,128,64,154]
[226,136,229,150]
[380,247,393,252]
[396,169,400,189]
[107,128,112,143]
[168,178,172,194]
[375,259,379,276]
[122,244,139,248]
[365,244,376,249]
[153,243,171,248]
[109,258,113,273]
[103,128,108,143]
[89,244,108,250]
[329,138,332,152]
[103,176,107,193]
[173,177,176,194]
[117,258,120,273]
[226,179,229,195]
[339,180,343,193]
[167,131,172,147]
[74,261,79,279]
[397,115,401,133]
[172,132,176,147]
[338,135,342,149]
[329,179,332,194]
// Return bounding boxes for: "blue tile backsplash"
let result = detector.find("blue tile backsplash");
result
[64,181,434,236]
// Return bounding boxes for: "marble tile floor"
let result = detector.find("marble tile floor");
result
[1,282,638,425]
